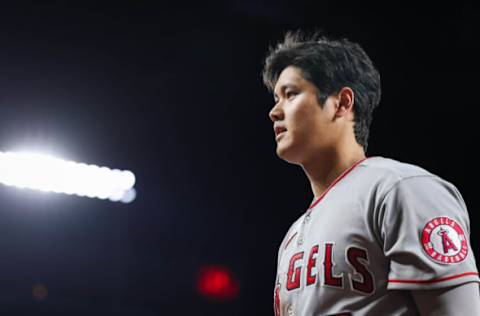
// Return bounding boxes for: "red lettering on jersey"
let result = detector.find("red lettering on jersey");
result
[323,243,343,287]
[347,247,374,294]
[287,252,304,290]
[306,245,319,286]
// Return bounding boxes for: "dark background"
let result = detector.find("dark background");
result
[0,2,478,315]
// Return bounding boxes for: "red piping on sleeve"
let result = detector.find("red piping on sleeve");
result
[388,272,479,284]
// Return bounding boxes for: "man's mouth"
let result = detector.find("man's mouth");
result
[275,130,287,142]
[274,125,287,136]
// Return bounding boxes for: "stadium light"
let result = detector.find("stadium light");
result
[0,151,136,203]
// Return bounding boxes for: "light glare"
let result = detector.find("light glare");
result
[0,151,136,203]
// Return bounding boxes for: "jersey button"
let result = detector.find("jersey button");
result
[297,235,304,246]
[287,304,295,316]
[304,213,311,223]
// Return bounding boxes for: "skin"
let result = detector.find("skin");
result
[269,65,365,200]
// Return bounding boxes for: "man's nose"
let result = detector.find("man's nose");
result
[269,102,284,122]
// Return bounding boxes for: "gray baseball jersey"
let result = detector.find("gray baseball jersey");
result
[274,156,479,316]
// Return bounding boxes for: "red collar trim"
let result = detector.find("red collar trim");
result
[308,157,369,210]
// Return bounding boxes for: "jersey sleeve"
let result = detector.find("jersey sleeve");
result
[378,175,479,290]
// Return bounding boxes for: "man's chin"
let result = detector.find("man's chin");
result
[275,143,287,158]
[276,145,300,164]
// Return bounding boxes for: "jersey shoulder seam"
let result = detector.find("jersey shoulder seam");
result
[380,174,439,201]
[376,174,440,240]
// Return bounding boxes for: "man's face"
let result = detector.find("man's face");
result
[269,66,340,164]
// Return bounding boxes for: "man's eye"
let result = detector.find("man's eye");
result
[286,91,297,99]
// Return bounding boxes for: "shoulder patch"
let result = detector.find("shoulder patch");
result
[421,216,468,264]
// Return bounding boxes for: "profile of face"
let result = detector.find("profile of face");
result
[269,66,347,165]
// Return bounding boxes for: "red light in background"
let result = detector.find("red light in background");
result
[196,265,239,300]
[32,283,48,301]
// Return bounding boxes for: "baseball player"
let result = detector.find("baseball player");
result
[262,30,480,315]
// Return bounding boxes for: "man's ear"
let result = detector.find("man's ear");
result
[335,87,355,118]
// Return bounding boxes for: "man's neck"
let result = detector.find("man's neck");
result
[302,146,366,201]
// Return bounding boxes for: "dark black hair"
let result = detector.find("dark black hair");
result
[262,30,381,151]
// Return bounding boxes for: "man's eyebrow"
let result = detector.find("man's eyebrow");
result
[273,83,298,99]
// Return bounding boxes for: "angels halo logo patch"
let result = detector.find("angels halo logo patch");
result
[421,216,468,264]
